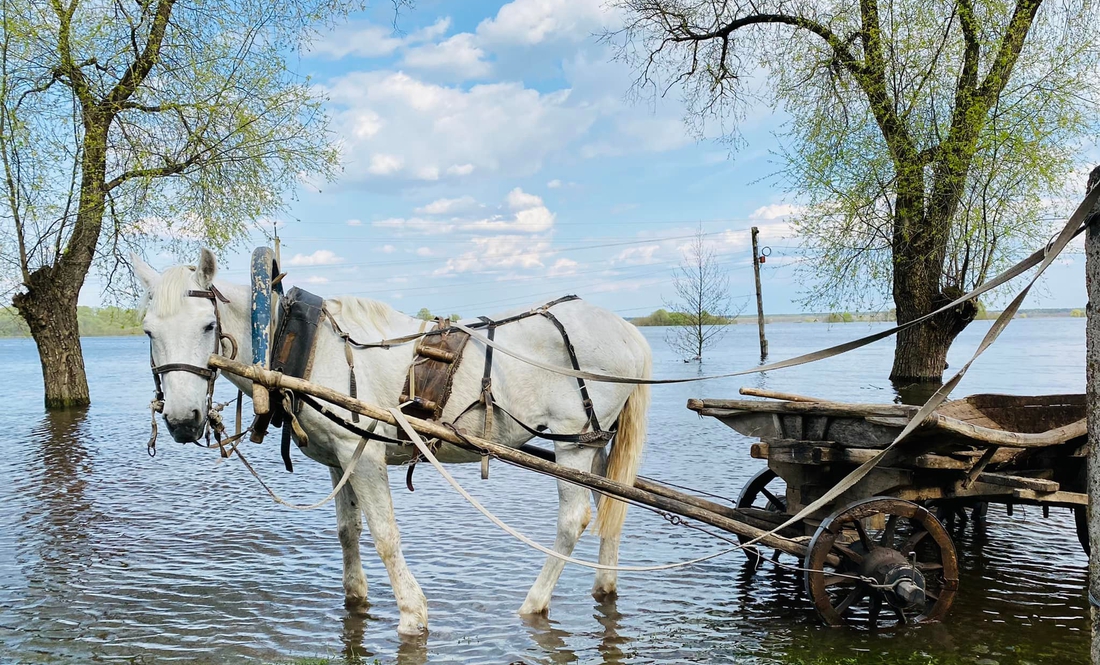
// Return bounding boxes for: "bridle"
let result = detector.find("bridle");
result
[147,284,238,456]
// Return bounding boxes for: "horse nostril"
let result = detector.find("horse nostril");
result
[192,409,202,423]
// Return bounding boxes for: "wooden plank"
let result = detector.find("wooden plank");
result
[738,387,829,402]
[977,472,1060,492]
[929,413,1086,448]
[688,399,917,418]
[761,440,979,470]
[750,443,769,459]
[1011,489,1088,506]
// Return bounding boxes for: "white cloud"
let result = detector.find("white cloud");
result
[548,257,578,276]
[310,17,452,60]
[476,0,616,47]
[751,203,805,220]
[347,219,363,227]
[367,153,404,175]
[614,244,661,265]
[415,195,480,215]
[381,244,396,253]
[436,235,551,274]
[373,216,456,234]
[547,179,562,188]
[326,71,595,184]
[386,276,409,283]
[403,33,491,79]
[304,275,330,284]
[416,247,434,256]
[506,187,543,210]
[288,249,343,266]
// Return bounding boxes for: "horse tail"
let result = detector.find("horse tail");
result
[595,351,651,538]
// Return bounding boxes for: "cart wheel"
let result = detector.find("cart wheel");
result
[737,468,787,567]
[804,497,959,628]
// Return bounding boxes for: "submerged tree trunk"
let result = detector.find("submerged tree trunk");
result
[889,182,978,383]
[13,270,89,408]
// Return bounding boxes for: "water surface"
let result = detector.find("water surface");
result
[0,319,1089,663]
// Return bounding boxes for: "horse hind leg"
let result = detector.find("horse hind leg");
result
[342,442,428,636]
[519,445,597,616]
[330,466,368,607]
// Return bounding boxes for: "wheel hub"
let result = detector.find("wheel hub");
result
[858,546,926,610]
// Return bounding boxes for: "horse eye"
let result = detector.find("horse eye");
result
[203,322,216,333]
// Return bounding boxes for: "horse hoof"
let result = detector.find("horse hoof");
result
[591,586,617,602]
[397,617,427,637]
[518,600,550,616]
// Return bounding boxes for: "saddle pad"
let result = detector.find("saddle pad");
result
[399,319,470,432]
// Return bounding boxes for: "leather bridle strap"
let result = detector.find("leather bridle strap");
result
[147,284,237,455]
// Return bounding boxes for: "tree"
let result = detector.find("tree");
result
[613,0,1100,382]
[416,308,433,321]
[666,229,737,360]
[0,0,365,408]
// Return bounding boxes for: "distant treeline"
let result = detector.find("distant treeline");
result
[631,309,738,326]
[631,307,1086,326]
[0,306,143,338]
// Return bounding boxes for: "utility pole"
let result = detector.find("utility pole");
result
[751,226,768,360]
[1085,165,1100,665]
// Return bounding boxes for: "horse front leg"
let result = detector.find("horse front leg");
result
[330,466,368,607]
[341,442,428,636]
[519,445,597,616]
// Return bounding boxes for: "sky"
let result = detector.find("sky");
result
[112,0,1094,318]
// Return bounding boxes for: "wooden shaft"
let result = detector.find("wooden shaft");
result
[751,226,768,359]
[738,387,829,403]
[209,355,811,559]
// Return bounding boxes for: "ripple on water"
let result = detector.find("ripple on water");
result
[0,322,1091,663]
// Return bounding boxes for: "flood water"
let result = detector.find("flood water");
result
[0,318,1089,664]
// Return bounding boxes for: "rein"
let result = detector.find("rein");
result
[147,284,239,457]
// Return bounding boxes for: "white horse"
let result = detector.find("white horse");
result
[134,249,651,635]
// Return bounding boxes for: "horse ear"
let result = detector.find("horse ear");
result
[130,252,159,290]
[196,248,217,288]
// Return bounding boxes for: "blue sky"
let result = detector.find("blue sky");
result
[122,0,1092,317]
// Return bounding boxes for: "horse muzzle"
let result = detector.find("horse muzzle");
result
[165,409,207,443]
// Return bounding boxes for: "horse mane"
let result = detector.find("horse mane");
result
[143,265,197,317]
[326,296,402,334]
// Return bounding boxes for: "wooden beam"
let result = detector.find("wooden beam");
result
[976,472,1059,492]
[210,355,813,560]
[1012,489,1088,507]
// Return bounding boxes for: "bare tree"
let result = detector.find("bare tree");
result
[666,229,738,360]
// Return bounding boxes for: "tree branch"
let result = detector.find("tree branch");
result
[103,0,177,111]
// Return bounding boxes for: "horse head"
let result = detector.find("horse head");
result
[133,248,225,443]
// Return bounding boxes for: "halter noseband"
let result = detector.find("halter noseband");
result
[148,284,237,455]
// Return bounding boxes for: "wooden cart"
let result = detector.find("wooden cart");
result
[688,388,1088,627]
[210,356,1088,631]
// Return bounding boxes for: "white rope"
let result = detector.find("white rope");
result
[232,432,370,511]
[388,407,744,572]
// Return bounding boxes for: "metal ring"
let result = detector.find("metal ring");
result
[761,246,772,257]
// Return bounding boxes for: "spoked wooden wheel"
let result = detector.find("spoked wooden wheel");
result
[736,468,787,567]
[804,497,959,628]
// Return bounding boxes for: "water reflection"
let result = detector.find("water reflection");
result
[522,613,578,663]
[891,379,945,405]
[25,407,96,580]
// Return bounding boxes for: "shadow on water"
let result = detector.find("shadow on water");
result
[24,407,96,579]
